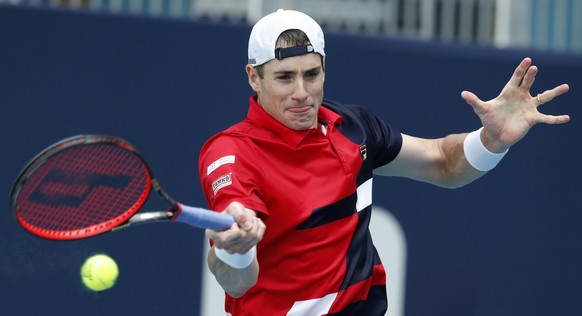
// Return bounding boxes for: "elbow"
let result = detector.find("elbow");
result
[224,273,258,298]
[434,158,482,189]
[437,180,470,189]
[208,247,260,298]
[433,169,476,189]
[227,286,252,298]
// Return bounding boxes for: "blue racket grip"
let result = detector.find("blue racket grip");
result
[174,204,235,231]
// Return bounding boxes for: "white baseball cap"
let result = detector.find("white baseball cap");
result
[247,9,325,66]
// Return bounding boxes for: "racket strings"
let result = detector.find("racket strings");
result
[15,142,150,237]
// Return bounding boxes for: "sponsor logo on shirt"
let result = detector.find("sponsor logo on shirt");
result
[359,144,367,161]
[207,155,235,175]
[212,173,232,195]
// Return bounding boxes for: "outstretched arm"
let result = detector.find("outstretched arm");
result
[375,57,570,187]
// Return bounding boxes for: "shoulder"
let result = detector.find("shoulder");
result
[323,98,400,138]
[323,99,374,117]
[200,121,254,155]
[199,119,276,170]
[323,99,392,131]
[324,99,403,167]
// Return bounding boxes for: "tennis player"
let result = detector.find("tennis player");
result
[198,9,570,315]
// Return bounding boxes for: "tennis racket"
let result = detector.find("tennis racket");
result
[9,134,235,240]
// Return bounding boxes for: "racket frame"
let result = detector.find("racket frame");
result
[10,135,176,239]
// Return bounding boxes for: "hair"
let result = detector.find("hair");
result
[254,29,324,78]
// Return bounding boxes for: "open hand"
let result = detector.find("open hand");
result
[461,57,570,152]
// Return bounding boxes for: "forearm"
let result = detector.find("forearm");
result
[374,132,498,189]
[208,245,259,298]
[435,133,487,188]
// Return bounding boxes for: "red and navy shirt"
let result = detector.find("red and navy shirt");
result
[199,95,402,315]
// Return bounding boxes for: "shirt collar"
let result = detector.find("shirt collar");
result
[247,95,343,148]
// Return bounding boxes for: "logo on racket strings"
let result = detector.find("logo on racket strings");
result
[29,169,132,206]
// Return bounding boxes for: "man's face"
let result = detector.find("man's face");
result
[247,53,325,131]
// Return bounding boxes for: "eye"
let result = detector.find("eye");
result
[305,69,320,80]
[274,71,294,81]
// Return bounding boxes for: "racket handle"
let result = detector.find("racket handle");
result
[174,204,235,231]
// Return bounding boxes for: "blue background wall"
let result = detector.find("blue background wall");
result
[1,5,581,315]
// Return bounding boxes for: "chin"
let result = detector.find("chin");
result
[291,120,316,131]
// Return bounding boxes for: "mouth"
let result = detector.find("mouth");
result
[287,105,312,114]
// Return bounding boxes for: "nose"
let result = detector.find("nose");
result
[291,78,309,103]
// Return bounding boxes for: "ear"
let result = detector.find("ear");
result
[321,57,326,83]
[246,65,260,93]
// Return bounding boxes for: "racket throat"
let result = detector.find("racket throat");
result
[113,211,173,231]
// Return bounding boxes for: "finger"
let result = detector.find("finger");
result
[206,224,240,248]
[520,65,538,92]
[461,90,486,111]
[223,216,265,250]
[224,202,254,230]
[536,84,570,106]
[234,218,266,253]
[536,113,571,125]
[239,218,265,249]
[507,57,532,88]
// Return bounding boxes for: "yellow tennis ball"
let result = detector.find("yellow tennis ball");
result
[80,254,119,291]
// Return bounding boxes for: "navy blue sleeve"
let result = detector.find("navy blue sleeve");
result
[323,99,403,169]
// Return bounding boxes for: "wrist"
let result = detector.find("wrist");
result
[214,246,256,269]
[479,128,509,153]
[463,127,508,172]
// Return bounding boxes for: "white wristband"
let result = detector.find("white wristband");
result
[463,127,508,172]
[214,246,256,269]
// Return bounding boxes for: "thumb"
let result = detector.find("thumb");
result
[461,90,481,108]
[226,202,253,230]
[236,214,253,231]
